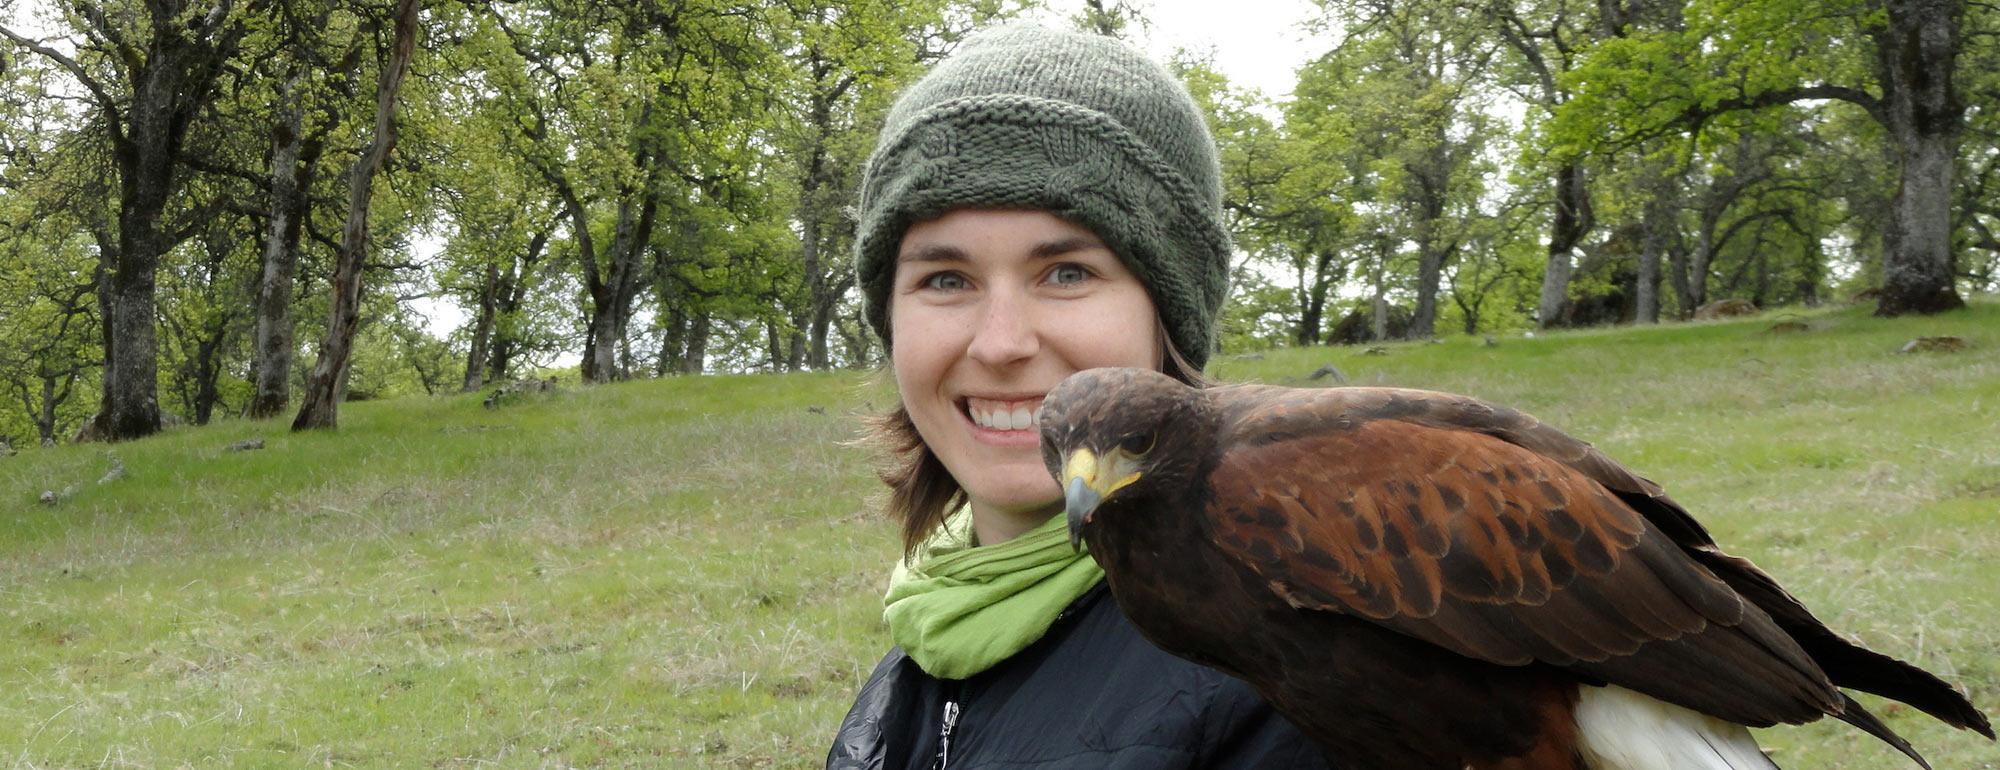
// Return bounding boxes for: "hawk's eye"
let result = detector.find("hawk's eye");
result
[1119,433,1155,456]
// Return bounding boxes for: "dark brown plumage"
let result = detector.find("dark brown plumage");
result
[1040,367,1992,770]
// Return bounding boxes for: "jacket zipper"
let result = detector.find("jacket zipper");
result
[925,601,1080,768]
[932,698,960,769]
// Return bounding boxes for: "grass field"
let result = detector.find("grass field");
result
[3,300,1997,769]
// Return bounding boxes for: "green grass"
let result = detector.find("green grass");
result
[4,301,1998,768]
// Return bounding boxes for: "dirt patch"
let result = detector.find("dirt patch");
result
[1899,336,1967,354]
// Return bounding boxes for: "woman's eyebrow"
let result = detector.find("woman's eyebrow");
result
[898,243,968,263]
[1029,236,1103,259]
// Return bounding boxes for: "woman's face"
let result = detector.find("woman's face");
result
[890,209,1161,523]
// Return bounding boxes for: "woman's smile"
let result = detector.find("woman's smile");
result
[963,395,1045,433]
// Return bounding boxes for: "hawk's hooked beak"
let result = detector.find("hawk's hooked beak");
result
[1062,447,1139,551]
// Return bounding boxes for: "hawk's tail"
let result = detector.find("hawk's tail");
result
[1691,549,1994,740]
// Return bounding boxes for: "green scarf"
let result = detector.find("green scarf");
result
[883,507,1105,680]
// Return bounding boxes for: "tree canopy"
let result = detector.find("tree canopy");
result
[0,0,1993,448]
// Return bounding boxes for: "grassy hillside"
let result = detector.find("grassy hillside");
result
[4,301,1997,769]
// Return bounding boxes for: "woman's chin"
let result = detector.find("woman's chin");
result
[964,475,1063,521]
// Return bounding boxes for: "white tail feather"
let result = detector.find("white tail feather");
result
[1574,685,1781,770]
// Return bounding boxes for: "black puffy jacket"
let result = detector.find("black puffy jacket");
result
[825,582,1336,770]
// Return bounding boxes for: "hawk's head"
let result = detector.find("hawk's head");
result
[1040,367,1210,551]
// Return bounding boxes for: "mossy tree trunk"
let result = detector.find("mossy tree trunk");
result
[293,0,420,431]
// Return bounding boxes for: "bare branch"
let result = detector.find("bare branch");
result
[1692,83,1887,129]
[178,154,265,186]
[0,23,126,136]
[68,1,138,71]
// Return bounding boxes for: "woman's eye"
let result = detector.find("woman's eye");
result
[1118,432,1154,456]
[923,272,968,291]
[1048,263,1090,286]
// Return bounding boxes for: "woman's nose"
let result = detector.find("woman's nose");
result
[966,287,1039,367]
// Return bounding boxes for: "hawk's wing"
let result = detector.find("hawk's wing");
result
[1200,385,1843,728]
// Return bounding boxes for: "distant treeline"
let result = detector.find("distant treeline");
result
[0,0,1994,448]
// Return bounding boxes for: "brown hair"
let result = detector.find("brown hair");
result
[864,315,1211,560]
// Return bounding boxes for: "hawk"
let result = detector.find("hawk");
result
[1041,367,1991,770]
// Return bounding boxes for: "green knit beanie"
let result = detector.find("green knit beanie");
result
[853,22,1232,370]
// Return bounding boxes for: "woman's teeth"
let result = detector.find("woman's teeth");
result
[967,400,1044,431]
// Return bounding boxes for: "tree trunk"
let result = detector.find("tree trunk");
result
[581,208,631,383]
[486,324,512,384]
[1537,162,1591,328]
[1873,0,1966,316]
[1368,236,1391,342]
[293,0,419,431]
[37,378,58,445]
[682,311,710,375]
[1665,242,1694,318]
[618,326,635,377]
[1410,241,1446,340]
[249,70,319,418]
[489,338,514,383]
[1406,126,1454,340]
[1634,225,1663,324]
[582,158,660,384]
[582,266,637,382]
[1688,213,1714,312]
[83,231,116,441]
[798,181,854,371]
[1293,247,1338,345]
[1296,293,1325,346]
[1371,294,1389,343]
[96,60,193,440]
[655,274,688,376]
[1747,221,1773,306]
[463,261,499,391]
[835,309,873,369]
[34,374,71,446]
[1877,132,1960,311]
[800,191,828,370]
[809,301,839,369]
[656,310,683,377]
[97,230,163,439]
[765,320,785,370]
[487,228,543,383]
[1798,238,1824,306]
[579,99,665,386]
[192,332,221,425]
[1634,190,1672,323]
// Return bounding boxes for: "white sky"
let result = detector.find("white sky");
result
[1030,0,1331,101]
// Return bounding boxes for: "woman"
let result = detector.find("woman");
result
[826,23,1332,770]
